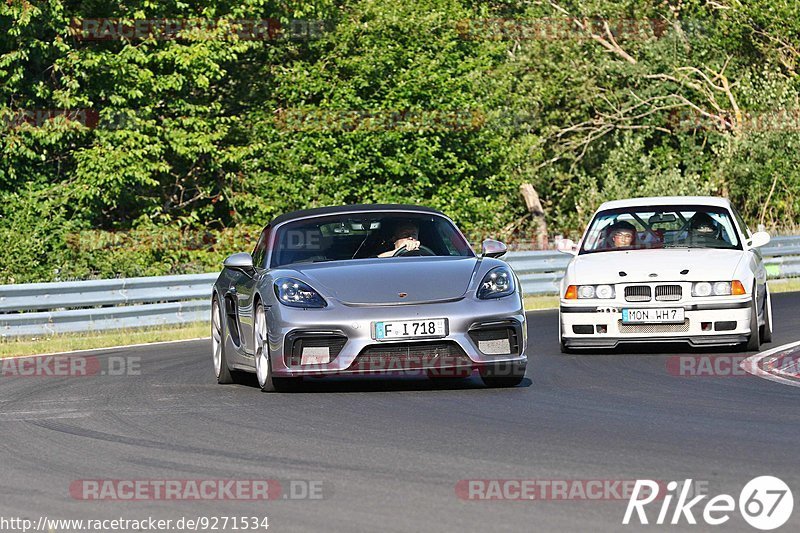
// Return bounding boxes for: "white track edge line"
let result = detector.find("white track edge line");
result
[740,340,800,387]
[0,336,211,361]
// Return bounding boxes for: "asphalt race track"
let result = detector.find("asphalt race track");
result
[1,294,799,532]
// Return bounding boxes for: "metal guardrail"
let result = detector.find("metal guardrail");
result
[1,235,799,337]
[0,274,217,337]
[505,235,800,297]
[760,236,800,279]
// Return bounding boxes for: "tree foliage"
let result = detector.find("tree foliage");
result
[1,0,799,282]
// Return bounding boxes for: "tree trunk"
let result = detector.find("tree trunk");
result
[520,183,548,248]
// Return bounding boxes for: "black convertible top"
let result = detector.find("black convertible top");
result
[268,204,446,227]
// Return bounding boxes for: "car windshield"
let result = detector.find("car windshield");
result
[580,205,742,254]
[269,212,474,267]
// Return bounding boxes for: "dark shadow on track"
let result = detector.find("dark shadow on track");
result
[565,341,760,356]
[233,371,533,393]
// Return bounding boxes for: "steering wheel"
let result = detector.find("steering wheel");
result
[393,245,436,257]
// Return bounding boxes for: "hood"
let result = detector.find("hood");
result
[569,248,745,284]
[286,256,480,305]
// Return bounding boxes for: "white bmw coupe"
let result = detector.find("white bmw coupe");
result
[558,196,773,352]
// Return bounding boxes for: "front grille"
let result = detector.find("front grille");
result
[617,319,690,334]
[286,335,347,367]
[655,285,682,301]
[468,326,520,355]
[625,286,652,302]
[350,341,472,372]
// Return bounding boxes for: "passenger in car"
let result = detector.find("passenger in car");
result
[606,221,637,249]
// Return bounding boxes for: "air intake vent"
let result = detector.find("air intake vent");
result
[625,286,652,302]
[469,326,521,356]
[351,342,472,372]
[655,285,682,301]
[286,335,347,367]
[618,319,690,334]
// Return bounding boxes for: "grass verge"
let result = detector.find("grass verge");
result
[767,278,800,294]
[523,295,560,311]
[525,278,800,312]
[0,322,209,358]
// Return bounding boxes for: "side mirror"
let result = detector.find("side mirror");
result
[223,252,255,271]
[748,231,771,249]
[557,238,578,256]
[481,239,507,258]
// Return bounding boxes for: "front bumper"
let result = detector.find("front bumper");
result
[560,298,752,349]
[266,295,528,377]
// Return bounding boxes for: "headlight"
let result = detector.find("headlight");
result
[692,281,745,297]
[578,285,595,299]
[568,284,615,299]
[595,284,615,299]
[693,282,712,297]
[713,282,732,296]
[274,278,327,308]
[477,266,515,299]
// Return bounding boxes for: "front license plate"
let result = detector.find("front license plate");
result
[373,318,447,340]
[622,308,685,324]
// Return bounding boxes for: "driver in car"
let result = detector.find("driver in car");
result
[684,212,730,245]
[378,221,421,257]
[689,212,720,236]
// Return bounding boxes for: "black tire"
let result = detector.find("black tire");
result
[760,286,773,344]
[479,361,526,388]
[745,286,761,352]
[212,296,235,384]
[260,369,302,393]
[254,302,303,393]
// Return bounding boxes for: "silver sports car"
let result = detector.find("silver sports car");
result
[211,204,528,391]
